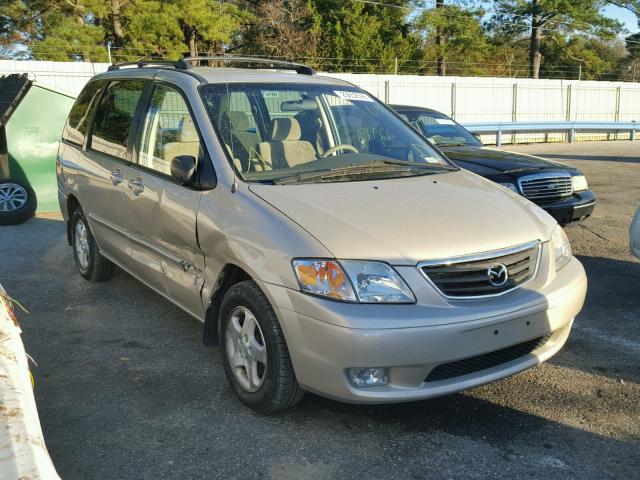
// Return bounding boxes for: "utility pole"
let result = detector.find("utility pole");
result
[436,0,446,76]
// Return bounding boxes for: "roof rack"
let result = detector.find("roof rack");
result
[107,59,189,71]
[182,56,316,75]
[107,56,316,76]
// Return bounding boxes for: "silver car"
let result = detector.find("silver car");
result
[56,57,587,413]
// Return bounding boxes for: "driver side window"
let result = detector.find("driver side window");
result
[138,85,200,176]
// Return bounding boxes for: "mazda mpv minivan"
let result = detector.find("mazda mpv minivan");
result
[57,57,587,413]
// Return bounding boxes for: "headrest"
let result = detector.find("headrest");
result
[270,118,301,141]
[228,111,250,131]
[177,116,198,142]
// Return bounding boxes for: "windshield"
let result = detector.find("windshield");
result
[397,109,481,147]
[199,83,453,183]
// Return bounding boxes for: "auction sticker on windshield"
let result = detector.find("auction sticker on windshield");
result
[335,90,374,102]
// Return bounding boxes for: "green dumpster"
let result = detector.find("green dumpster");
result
[0,74,75,224]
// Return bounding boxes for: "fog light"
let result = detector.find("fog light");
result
[346,367,389,387]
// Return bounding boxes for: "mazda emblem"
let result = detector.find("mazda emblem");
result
[487,264,509,287]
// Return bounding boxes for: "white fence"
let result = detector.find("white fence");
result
[1,60,639,142]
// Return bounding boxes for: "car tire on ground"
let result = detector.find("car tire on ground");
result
[71,208,114,282]
[220,280,304,413]
[0,179,37,226]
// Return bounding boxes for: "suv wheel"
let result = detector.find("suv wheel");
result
[71,208,114,281]
[220,280,304,413]
[0,179,37,226]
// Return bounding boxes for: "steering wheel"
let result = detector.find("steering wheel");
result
[321,144,359,158]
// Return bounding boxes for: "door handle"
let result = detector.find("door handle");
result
[110,169,124,185]
[127,178,145,195]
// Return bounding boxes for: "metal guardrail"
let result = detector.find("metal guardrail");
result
[463,121,638,147]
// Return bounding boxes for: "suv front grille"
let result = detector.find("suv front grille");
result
[424,333,552,383]
[418,241,540,298]
[519,174,573,200]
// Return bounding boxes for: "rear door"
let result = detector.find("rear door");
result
[79,80,146,265]
[120,83,205,318]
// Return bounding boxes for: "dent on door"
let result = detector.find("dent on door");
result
[121,83,206,318]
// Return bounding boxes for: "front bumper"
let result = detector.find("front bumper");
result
[259,256,587,404]
[535,190,596,225]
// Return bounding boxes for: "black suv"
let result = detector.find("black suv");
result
[391,105,596,225]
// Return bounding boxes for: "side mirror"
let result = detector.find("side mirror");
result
[170,155,197,185]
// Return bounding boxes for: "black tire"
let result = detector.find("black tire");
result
[0,179,37,226]
[70,208,114,282]
[220,280,304,413]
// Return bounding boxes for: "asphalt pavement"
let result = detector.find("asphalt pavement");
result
[1,140,638,480]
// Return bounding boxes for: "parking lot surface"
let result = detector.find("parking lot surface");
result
[1,141,638,479]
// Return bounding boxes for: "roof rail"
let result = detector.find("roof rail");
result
[182,56,316,76]
[107,59,190,71]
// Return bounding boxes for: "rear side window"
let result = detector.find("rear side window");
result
[90,80,145,160]
[62,81,103,146]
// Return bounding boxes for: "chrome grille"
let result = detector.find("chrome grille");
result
[419,241,541,299]
[519,174,573,200]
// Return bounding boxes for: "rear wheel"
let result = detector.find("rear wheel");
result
[220,280,304,413]
[0,180,37,226]
[71,208,114,282]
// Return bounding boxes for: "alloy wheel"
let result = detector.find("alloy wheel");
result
[74,219,90,270]
[225,306,268,392]
[0,183,28,212]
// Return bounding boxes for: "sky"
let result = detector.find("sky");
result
[604,4,639,34]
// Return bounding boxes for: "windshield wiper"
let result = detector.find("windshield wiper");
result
[435,142,469,147]
[273,160,456,185]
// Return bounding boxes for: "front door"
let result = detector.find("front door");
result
[120,84,205,318]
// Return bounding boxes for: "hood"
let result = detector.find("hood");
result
[249,170,556,264]
[439,146,572,175]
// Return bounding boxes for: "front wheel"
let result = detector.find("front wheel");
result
[71,208,114,282]
[220,280,304,413]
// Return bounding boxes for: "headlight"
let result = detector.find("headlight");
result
[292,259,356,301]
[551,225,572,271]
[340,260,415,303]
[498,182,519,194]
[572,175,588,192]
[292,259,415,303]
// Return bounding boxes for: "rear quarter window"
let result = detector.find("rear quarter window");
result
[62,81,104,146]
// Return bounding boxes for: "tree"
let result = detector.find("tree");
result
[33,1,108,62]
[176,0,250,57]
[541,34,627,79]
[312,0,416,73]
[617,32,640,81]
[234,0,321,63]
[493,0,623,78]
[414,1,488,76]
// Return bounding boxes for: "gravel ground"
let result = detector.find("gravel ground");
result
[1,141,639,480]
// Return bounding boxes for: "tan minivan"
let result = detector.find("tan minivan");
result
[57,57,587,413]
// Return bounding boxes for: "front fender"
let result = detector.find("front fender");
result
[196,182,332,304]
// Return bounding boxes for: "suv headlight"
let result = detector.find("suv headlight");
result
[572,175,588,192]
[551,225,572,271]
[293,259,415,303]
